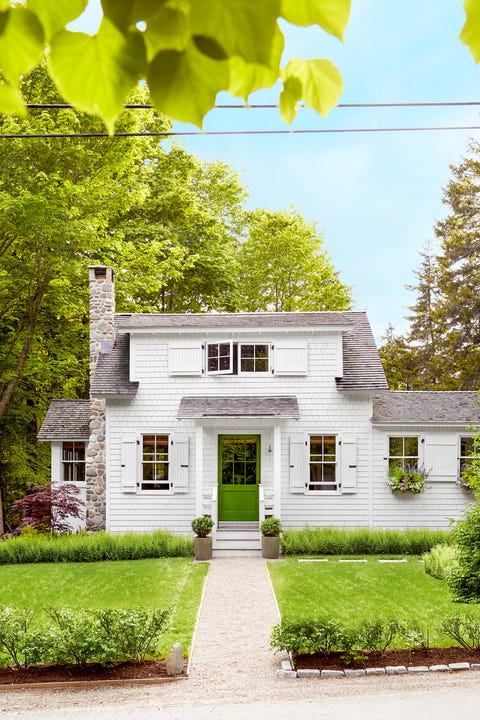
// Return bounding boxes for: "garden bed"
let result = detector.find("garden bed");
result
[0,659,188,686]
[294,646,480,671]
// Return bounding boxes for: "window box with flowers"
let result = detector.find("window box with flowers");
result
[388,465,427,495]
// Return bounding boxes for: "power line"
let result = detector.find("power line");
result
[24,101,480,110]
[2,125,480,139]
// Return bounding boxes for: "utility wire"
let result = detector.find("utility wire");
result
[23,101,480,110]
[2,126,480,139]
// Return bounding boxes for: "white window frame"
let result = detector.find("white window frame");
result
[206,341,233,375]
[62,441,86,483]
[140,434,171,492]
[307,434,339,493]
[238,342,271,375]
[460,435,478,477]
[387,435,421,474]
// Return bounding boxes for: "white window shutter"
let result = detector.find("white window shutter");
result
[423,436,458,482]
[121,435,137,493]
[171,433,189,493]
[274,343,308,375]
[289,433,306,493]
[169,343,203,375]
[340,437,357,493]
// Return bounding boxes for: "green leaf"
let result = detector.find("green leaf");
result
[460,0,480,63]
[228,27,284,99]
[28,0,87,41]
[142,4,189,59]
[148,41,228,127]
[48,18,146,133]
[280,57,343,123]
[281,0,351,41]
[0,7,44,84]
[189,0,280,66]
[0,82,27,116]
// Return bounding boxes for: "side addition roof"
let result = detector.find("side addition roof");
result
[336,312,388,391]
[37,399,90,441]
[178,396,300,419]
[372,391,480,424]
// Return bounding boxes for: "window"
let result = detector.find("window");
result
[141,434,170,491]
[207,342,233,374]
[308,435,337,491]
[239,343,269,373]
[206,341,270,375]
[460,436,478,475]
[388,436,419,473]
[62,442,86,483]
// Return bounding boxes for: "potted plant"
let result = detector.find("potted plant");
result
[261,516,282,559]
[388,465,427,495]
[192,516,214,561]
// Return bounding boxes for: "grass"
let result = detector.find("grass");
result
[0,558,208,656]
[268,556,479,647]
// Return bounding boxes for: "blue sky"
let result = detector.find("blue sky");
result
[75,1,480,342]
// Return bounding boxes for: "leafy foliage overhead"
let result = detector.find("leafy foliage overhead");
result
[0,0,351,131]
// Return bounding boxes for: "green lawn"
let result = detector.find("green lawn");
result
[0,558,208,656]
[268,557,479,646]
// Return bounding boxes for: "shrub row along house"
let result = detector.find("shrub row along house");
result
[38,266,480,555]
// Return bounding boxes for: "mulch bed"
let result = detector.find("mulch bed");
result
[295,646,480,671]
[0,659,188,686]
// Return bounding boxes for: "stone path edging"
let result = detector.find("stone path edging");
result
[278,659,480,679]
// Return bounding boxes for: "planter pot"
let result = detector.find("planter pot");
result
[262,535,280,559]
[194,536,212,561]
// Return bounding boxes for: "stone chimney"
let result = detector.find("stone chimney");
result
[88,265,115,375]
[86,265,115,532]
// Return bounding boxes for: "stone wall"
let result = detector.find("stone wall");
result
[86,266,115,531]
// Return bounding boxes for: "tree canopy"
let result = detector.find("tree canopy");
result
[0,0,352,131]
[379,141,480,391]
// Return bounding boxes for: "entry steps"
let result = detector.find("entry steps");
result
[213,521,262,557]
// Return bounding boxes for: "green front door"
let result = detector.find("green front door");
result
[218,435,260,522]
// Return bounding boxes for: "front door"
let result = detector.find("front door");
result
[218,435,260,522]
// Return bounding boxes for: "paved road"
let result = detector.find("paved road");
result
[1,681,480,720]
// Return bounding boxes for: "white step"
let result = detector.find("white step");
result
[212,548,262,558]
[213,528,262,557]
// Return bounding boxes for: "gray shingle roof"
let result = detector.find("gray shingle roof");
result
[177,396,300,419]
[90,334,139,396]
[38,399,90,440]
[336,312,388,390]
[117,311,353,330]
[372,391,480,424]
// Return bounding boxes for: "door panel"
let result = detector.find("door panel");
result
[218,435,260,521]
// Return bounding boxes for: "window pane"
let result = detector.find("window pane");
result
[310,464,323,484]
[241,358,254,372]
[245,461,257,484]
[208,344,218,358]
[404,437,418,457]
[241,344,254,359]
[324,464,336,482]
[310,437,323,456]
[389,437,403,456]
[208,358,218,372]
[461,437,474,456]
[220,355,230,371]
[219,343,231,357]
[323,436,336,457]
[256,345,269,359]
[255,358,268,372]
[143,436,156,460]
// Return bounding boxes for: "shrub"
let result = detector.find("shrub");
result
[280,527,451,556]
[261,517,282,536]
[442,614,480,650]
[97,607,170,661]
[0,606,57,669]
[448,502,480,601]
[423,543,459,580]
[269,618,344,662]
[0,529,193,564]
[356,619,399,654]
[10,483,84,534]
[191,517,214,538]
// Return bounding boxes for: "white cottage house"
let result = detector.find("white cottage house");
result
[38,266,480,553]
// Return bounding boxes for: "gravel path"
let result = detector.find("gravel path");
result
[1,557,480,717]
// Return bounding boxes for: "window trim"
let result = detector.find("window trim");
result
[140,433,171,492]
[307,434,339,494]
[387,434,420,474]
[61,441,86,484]
[206,341,233,375]
[237,342,271,375]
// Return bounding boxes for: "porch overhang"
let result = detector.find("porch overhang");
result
[177,395,300,419]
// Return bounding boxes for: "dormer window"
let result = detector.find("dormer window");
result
[206,342,270,375]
